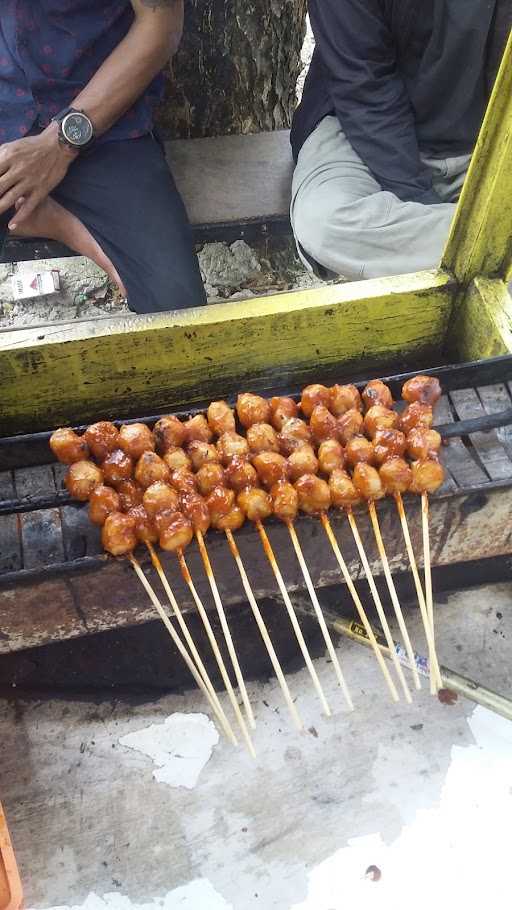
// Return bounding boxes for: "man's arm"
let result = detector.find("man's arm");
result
[0,0,183,228]
[309,0,439,203]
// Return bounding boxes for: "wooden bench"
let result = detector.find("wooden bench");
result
[1,130,294,263]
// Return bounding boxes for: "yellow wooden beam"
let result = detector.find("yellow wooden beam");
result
[451,276,512,362]
[442,31,512,284]
[0,269,454,434]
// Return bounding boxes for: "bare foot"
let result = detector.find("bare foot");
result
[10,196,127,296]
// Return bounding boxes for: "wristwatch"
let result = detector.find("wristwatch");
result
[53,107,95,152]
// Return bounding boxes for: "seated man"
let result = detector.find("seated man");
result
[0,0,206,314]
[291,0,509,281]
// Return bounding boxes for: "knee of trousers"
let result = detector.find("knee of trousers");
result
[292,190,360,271]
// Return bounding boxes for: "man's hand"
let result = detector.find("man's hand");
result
[0,122,77,228]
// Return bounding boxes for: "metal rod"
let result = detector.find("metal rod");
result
[329,614,512,724]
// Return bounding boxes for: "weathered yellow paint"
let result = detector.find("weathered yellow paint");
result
[0,269,454,434]
[442,31,512,284]
[451,276,512,363]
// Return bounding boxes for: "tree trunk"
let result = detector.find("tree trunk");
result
[155,0,308,139]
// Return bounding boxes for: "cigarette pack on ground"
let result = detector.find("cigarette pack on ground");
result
[11,269,60,301]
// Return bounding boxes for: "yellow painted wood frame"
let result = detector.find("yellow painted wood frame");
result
[0,33,511,435]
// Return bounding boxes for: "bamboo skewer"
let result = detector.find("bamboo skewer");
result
[320,513,400,703]
[195,529,256,731]
[346,509,412,703]
[225,530,303,731]
[129,553,233,738]
[175,548,257,755]
[421,492,437,696]
[394,493,442,691]
[286,521,354,711]
[255,519,332,717]
[146,543,238,746]
[367,501,421,691]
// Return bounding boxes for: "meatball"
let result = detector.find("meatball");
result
[89,485,120,526]
[379,457,412,495]
[300,384,330,418]
[362,379,393,411]
[84,422,119,461]
[50,428,89,464]
[410,458,445,494]
[269,396,298,431]
[295,474,331,515]
[310,405,339,443]
[117,479,144,512]
[406,428,442,461]
[153,415,187,452]
[288,444,319,482]
[207,400,236,436]
[163,447,192,472]
[318,439,345,475]
[217,431,250,465]
[159,512,194,552]
[180,492,210,534]
[278,417,312,456]
[214,506,246,532]
[170,467,197,494]
[154,509,180,533]
[402,375,442,406]
[337,408,364,445]
[206,487,236,525]
[118,423,155,460]
[345,435,375,467]
[399,402,434,434]
[373,428,407,465]
[134,452,171,489]
[247,422,280,454]
[329,469,362,510]
[187,440,220,472]
[101,511,137,556]
[236,393,271,428]
[196,463,226,496]
[65,460,103,501]
[238,488,273,522]
[352,463,385,501]
[252,452,289,489]
[224,457,258,492]
[127,505,158,544]
[329,383,362,416]
[102,449,133,486]
[364,405,400,438]
[184,414,213,444]
[143,482,180,518]
[271,482,299,522]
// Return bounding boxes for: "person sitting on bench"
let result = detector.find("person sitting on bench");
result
[290,0,508,282]
[0,0,206,314]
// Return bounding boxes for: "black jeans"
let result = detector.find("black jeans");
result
[0,136,207,314]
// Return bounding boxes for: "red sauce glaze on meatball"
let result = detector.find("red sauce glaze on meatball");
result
[207,401,236,436]
[399,402,433,434]
[65,460,103,501]
[329,469,362,509]
[187,440,220,471]
[134,452,171,489]
[50,428,90,464]
[102,449,133,486]
[117,479,144,512]
[362,380,393,411]
[224,457,258,492]
[329,384,362,416]
[271,482,299,522]
[295,474,331,515]
[247,422,280,454]
[406,428,442,461]
[217,431,250,465]
[278,418,312,456]
[352,463,385,501]
[318,439,345,475]
[300,384,330,419]
[118,423,155,460]
[143,482,180,518]
[89,485,120,526]
[310,405,339,443]
[364,405,400,438]
[196,463,226,496]
[269,396,298,431]
[288,444,319,482]
[345,435,376,467]
[379,458,412,495]
[252,452,289,489]
[410,458,445,494]
[337,409,364,445]
[101,511,137,556]
[153,415,187,453]
[373,428,407,465]
[180,492,211,534]
[84,422,119,461]
[237,488,273,522]
[236,393,271,429]
[127,505,158,543]
[402,375,441,406]
[184,414,213,444]
[159,512,194,552]
[162,447,192,472]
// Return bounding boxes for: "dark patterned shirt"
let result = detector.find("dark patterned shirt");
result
[0,0,164,144]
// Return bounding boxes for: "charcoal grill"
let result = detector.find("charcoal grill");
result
[1,355,512,656]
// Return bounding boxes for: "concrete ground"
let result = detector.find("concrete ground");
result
[1,581,511,910]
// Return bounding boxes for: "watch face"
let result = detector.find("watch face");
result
[62,112,93,147]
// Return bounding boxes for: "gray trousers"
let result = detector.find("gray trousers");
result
[291,115,471,281]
